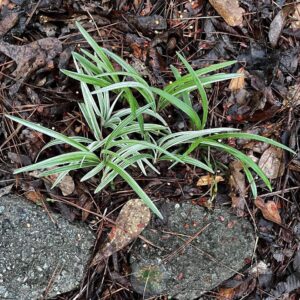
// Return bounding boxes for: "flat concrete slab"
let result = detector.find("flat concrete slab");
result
[130,201,255,299]
[0,195,94,300]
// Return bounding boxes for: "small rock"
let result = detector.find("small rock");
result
[0,195,94,299]
[130,201,255,299]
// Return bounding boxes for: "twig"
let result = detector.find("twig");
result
[163,223,211,263]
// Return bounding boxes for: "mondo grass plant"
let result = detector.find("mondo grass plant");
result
[6,23,295,219]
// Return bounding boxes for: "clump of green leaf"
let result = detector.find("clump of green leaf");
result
[6,22,295,218]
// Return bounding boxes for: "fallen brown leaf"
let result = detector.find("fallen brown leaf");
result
[92,199,151,266]
[255,197,282,224]
[218,287,235,300]
[291,3,300,29]
[229,160,246,217]
[0,12,18,37]
[49,173,75,196]
[24,190,45,204]
[209,0,245,26]
[229,67,245,91]
[269,6,294,47]
[197,175,224,186]
[258,146,284,179]
[29,170,75,196]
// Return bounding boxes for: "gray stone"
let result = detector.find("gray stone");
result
[130,201,255,299]
[0,195,95,300]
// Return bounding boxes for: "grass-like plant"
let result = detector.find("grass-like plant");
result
[6,23,295,218]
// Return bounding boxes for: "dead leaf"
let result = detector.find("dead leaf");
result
[24,190,45,204]
[8,151,32,166]
[255,197,282,224]
[291,4,300,29]
[249,261,270,276]
[140,0,153,16]
[258,146,284,179]
[269,6,294,47]
[196,175,224,186]
[0,184,14,198]
[92,199,151,266]
[229,67,245,91]
[125,14,167,34]
[0,12,18,37]
[209,0,245,26]
[29,170,75,196]
[0,37,62,94]
[284,83,300,107]
[48,173,75,196]
[218,287,235,300]
[229,161,246,217]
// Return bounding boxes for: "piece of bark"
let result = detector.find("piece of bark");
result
[0,38,62,94]
[209,0,244,27]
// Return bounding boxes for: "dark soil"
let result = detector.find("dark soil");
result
[0,1,299,299]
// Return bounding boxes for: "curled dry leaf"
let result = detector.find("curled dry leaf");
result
[255,197,282,225]
[197,175,224,186]
[258,146,284,179]
[92,199,151,266]
[229,67,245,91]
[209,0,245,26]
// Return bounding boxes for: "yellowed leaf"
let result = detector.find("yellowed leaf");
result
[255,197,282,224]
[197,175,224,186]
[92,199,151,266]
[229,67,245,91]
[209,0,245,26]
